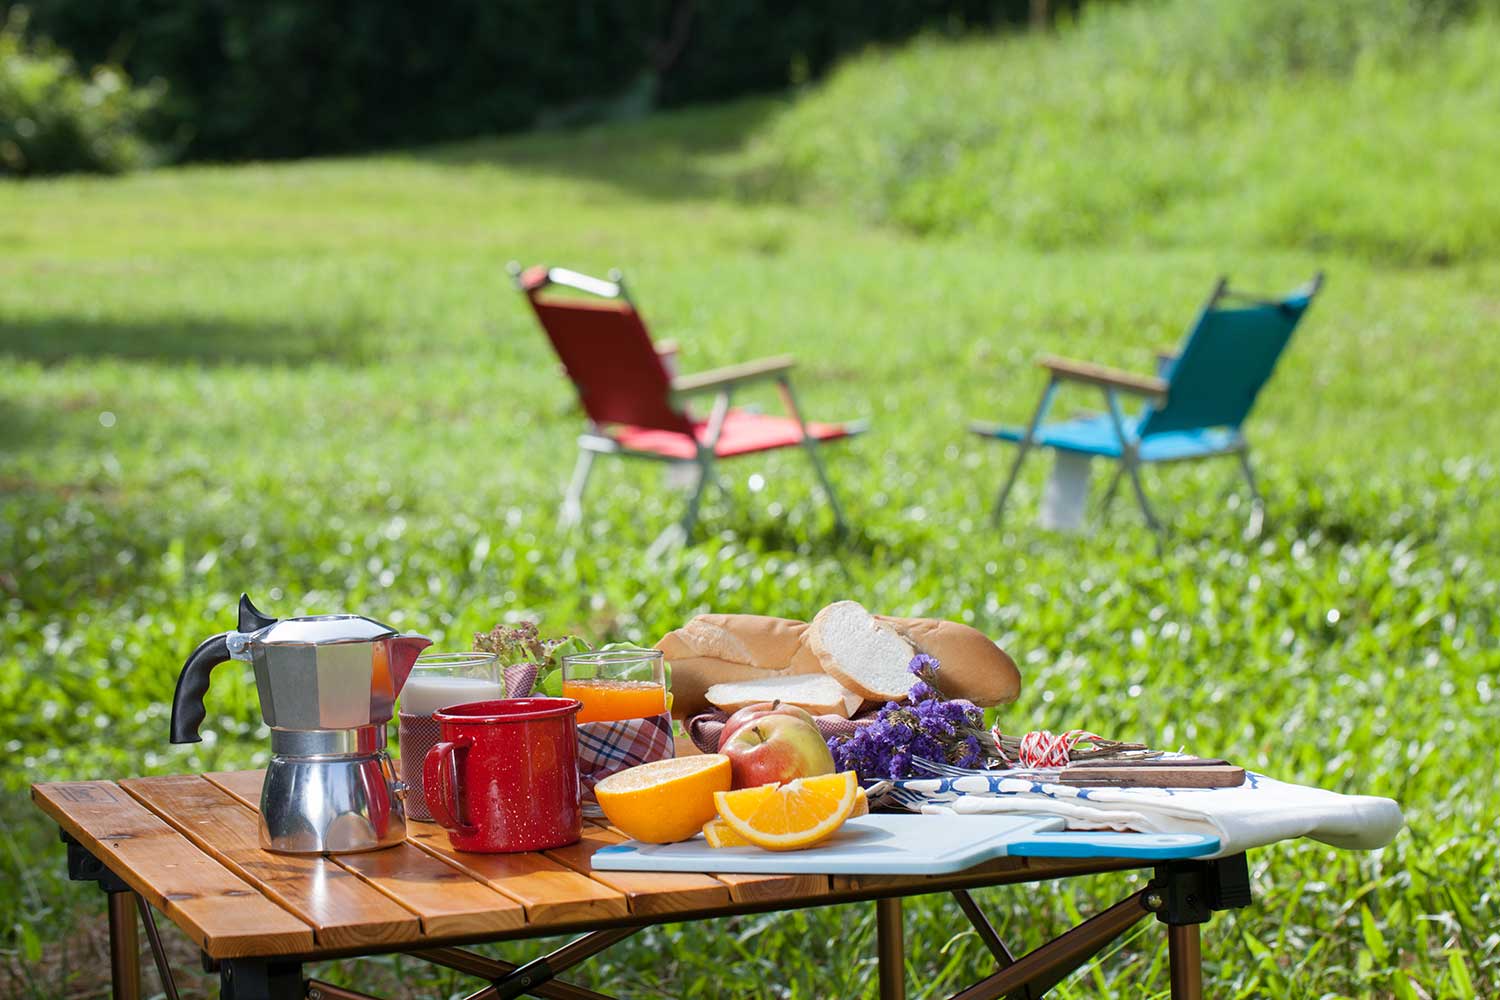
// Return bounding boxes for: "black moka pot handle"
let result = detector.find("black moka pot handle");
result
[170,631,232,744]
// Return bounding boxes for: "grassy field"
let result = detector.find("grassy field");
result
[4,6,1500,998]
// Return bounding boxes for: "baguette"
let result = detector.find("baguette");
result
[876,615,1021,706]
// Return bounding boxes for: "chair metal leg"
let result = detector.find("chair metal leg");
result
[648,456,713,558]
[679,456,713,540]
[876,897,905,1000]
[775,376,849,533]
[1098,463,1125,520]
[559,449,595,527]
[992,379,1058,527]
[991,443,1032,528]
[1124,454,1162,535]
[800,439,848,533]
[1237,448,1265,537]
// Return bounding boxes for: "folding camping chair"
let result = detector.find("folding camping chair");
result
[512,264,866,550]
[971,273,1324,536]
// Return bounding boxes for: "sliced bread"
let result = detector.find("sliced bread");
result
[705,673,864,718]
[807,600,917,702]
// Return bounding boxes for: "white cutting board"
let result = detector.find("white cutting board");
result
[590,813,1221,875]
[591,813,1064,875]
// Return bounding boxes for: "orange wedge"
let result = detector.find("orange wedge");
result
[595,754,732,844]
[703,817,751,848]
[706,786,865,848]
[713,771,859,851]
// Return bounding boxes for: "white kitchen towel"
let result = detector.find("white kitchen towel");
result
[882,770,1403,858]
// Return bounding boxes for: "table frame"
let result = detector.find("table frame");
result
[61,830,1247,1000]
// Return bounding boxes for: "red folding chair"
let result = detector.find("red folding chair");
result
[512,264,866,548]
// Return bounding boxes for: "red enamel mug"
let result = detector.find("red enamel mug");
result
[422,698,582,853]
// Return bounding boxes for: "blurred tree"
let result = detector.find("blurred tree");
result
[3,0,1082,161]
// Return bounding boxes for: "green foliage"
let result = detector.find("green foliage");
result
[12,0,1033,161]
[756,0,1500,264]
[0,6,161,175]
[2,93,1498,994]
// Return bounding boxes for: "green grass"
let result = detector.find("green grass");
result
[4,12,1500,999]
[755,0,1500,265]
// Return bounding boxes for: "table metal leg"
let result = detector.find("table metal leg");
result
[876,897,905,1000]
[107,890,141,1000]
[951,890,1015,968]
[1168,923,1203,1000]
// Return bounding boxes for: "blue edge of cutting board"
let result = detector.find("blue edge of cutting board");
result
[590,813,1220,877]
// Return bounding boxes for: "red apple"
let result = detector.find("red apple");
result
[719,700,818,749]
[720,711,835,789]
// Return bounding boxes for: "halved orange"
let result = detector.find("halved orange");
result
[712,771,859,851]
[705,786,865,848]
[594,754,731,844]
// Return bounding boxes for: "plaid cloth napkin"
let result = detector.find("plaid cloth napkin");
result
[687,708,876,754]
[503,663,540,698]
[577,713,676,802]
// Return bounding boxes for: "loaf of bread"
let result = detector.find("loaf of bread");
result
[656,614,824,718]
[657,605,1020,717]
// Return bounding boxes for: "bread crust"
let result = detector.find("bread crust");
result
[877,615,1021,706]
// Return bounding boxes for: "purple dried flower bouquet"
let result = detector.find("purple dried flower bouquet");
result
[829,654,996,779]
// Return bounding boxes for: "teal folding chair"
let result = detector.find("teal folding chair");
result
[972,273,1324,535]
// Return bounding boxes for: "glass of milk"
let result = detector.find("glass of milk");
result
[398,651,501,822]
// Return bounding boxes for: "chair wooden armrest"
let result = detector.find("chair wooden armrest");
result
[1038,354,1167,400]
[671,355,796,395]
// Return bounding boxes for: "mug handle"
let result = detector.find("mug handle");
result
[423,739,475,835]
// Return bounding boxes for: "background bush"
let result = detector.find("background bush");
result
[752,0,1500,265]
[0,6,161,175]
[5,0,1077,161]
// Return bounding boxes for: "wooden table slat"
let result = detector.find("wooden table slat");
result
[31,781,315,958]
[203,771,527,939]
[585,823,832,906]
[121,775,423,950]
[407,824,630,926]
[546,825,730,916]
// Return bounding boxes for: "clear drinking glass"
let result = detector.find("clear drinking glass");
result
[398,651,500,821]
[560,649,667,724]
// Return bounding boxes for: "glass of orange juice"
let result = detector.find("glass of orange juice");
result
[561,649,667,724]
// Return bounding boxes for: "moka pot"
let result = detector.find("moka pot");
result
[170,594,431,854]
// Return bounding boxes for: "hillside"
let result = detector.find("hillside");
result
[752,0,1500,264]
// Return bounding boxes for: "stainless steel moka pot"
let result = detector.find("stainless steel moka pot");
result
[171,594,431,854]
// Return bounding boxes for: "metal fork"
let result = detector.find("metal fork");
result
[910,756,1061,781]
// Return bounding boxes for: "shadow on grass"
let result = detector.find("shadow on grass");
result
[0,313,370,367]
[406,97,783,204]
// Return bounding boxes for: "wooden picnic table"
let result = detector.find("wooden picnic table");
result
[33,759,1250,1000]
